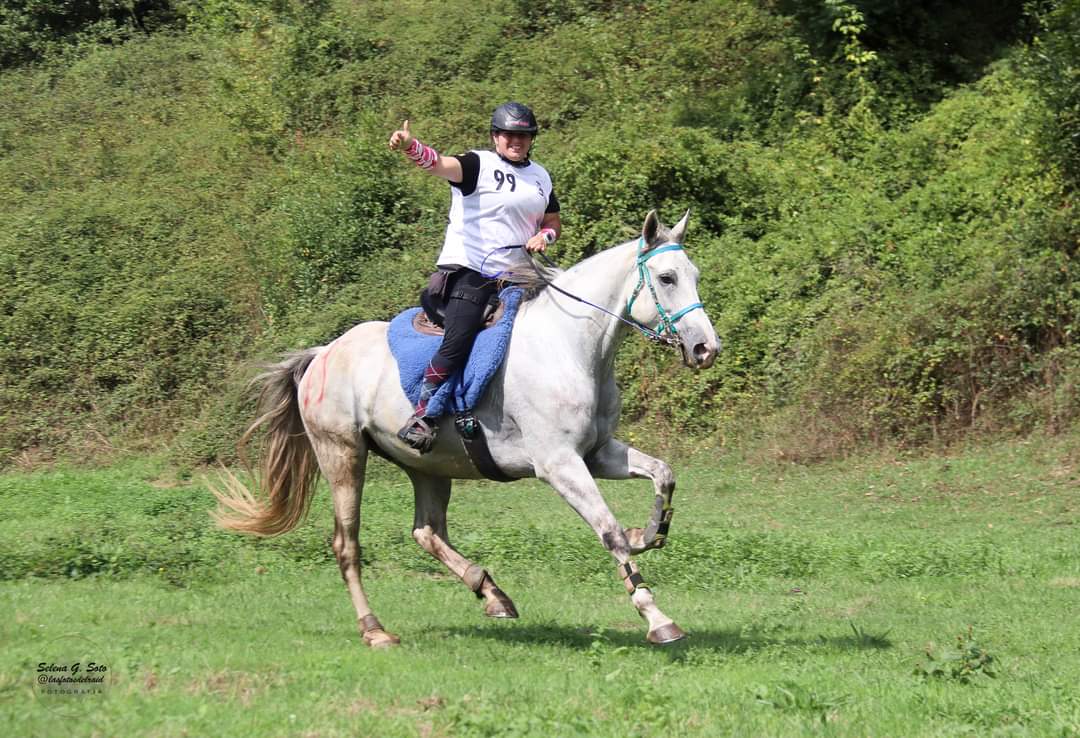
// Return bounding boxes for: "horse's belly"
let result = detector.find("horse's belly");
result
[364,426,493,479]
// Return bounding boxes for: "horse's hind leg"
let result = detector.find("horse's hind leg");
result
[310,432,400,648]
[408,470,519,618]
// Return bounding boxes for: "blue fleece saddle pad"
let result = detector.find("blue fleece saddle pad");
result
[387,287,523,418]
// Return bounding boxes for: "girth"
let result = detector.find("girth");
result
[454,413,516,483]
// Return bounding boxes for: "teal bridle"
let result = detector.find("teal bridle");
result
[626,238,705,341]
[510,238,705,347]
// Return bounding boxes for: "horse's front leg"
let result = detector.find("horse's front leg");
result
[538,452,685,644]
[586,438,674,554]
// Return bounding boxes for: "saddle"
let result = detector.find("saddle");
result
[389,290,523,483]
[387,287,524,421]
[412,299,509,336]
[415,268,507,336]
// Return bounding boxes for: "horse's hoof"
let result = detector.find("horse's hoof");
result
[484,588,519,619]
[647,623,686,645]
[363,629,401,648]
[625,527,647,552]
[625,527,666,554]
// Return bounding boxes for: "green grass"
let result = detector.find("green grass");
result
[3,438,1080,736]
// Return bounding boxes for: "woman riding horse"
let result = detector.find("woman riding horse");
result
[214,208,719,647]
[388,102,562,453]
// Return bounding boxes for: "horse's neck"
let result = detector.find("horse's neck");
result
[521,241,637,375]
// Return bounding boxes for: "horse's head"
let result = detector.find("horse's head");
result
[627,210,720,369]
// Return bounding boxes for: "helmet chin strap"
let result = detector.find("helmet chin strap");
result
[496,151,530,167]
[491,134,532,167]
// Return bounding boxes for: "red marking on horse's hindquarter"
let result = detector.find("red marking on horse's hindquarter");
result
[303,341,339,409]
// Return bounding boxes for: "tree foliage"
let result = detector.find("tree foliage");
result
[1,0,1079,465]
[0,0,184,67]
[1026,0,1080,188]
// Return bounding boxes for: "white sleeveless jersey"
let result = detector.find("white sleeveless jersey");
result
[437,150,554,279]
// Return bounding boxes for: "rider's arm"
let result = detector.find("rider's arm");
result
[526,211,562,254]
[542,189,561,238]
[525,185,562,253]
[428,152,463,183]
[388,120,463,183]
[540,212,561,240]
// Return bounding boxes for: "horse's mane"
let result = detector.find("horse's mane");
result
[515,228,672,302]
[511,252,564,301]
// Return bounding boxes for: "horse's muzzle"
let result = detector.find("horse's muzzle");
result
[680,337,719,369]
[693,340,718,369]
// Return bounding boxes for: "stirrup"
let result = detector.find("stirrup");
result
[397,414,438,453]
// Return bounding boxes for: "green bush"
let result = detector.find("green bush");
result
[272,132,419,307]
[0,36,266,462]
[2,0,1080,466]
[1026,0,1080,188]
[0,0,183,67]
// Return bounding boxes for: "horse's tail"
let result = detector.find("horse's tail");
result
[212,349,321,537]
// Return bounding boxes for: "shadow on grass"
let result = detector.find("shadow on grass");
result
[440,621,893,655]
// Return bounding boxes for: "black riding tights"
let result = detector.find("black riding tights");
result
[430,268,500,376]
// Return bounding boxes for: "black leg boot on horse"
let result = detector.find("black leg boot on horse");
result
[397,269,499,453]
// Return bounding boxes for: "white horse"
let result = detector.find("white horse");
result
[214,210,719,647]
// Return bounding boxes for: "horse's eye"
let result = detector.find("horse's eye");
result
[658,273,676,286]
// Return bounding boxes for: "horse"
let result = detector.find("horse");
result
[213,209,720,647]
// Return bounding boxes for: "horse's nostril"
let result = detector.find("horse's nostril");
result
[690,342,718,368]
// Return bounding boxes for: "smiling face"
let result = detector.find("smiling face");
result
[492,130,534,162]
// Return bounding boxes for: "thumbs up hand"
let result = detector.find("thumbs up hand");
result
[389,120,413,150]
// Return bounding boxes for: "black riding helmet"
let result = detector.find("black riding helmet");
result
[490,101,538,135]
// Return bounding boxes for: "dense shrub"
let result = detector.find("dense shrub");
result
[0,0,183,67]
[1026,0,1080,189]
[777,0,1029,121]
[602,59,1080,451]
[0,36,265,462]
[271,134,419,306]
[1,0,1079,466]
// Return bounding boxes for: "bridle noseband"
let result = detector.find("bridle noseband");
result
[626,238,705,340]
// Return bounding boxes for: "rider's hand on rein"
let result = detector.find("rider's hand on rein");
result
[524,233,548,254]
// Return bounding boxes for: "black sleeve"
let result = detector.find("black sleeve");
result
[545,188,560,214]
[449,152,480,196]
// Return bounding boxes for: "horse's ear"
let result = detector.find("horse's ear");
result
[670,208,691,245]
[642,210,662,248]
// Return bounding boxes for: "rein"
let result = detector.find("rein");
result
[480,241,703,347]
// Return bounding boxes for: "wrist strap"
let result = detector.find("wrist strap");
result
[405,138,438,170]
[539,227,557,245]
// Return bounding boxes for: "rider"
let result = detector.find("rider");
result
[388,102,562,452]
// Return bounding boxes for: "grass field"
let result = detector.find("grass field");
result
[3,436,1080,737]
